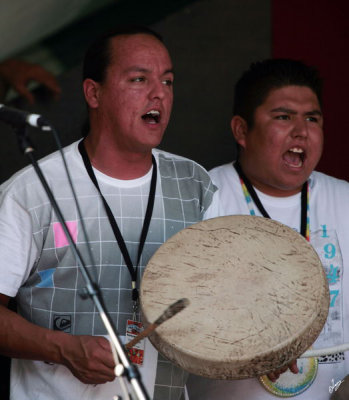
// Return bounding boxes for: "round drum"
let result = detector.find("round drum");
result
[140,215,329,379]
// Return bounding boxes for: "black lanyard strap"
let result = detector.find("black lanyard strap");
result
[78,140,157,303]
[234,161,308,239]
[300,181,308,239]
[234,161,270,219]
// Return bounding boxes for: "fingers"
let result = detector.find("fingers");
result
[27,64,61,96]
[288,359,299,374]
[11,82,35,104]
[267,367,286,382]
[267,360,298,382]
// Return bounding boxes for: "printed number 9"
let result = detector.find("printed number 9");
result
[324,243,336,259]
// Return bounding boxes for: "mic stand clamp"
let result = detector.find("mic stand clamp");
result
[15,125,150,400]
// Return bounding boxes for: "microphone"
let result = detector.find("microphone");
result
[0,104,51,130]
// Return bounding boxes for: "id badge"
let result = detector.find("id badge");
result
[126,319,145,365]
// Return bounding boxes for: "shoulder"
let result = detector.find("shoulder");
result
[0,140,82,198]
[311,170,349,194]
[153,148,205,168]
[153,148,212,181]
[153,149,218,208]
[209,162,238,187]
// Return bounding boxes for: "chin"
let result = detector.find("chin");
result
[145,135,165,149]
[135,140,162,153]
[280,181,307,194]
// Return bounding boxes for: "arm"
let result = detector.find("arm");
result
[0,293,116,384]
[0,59,61,104]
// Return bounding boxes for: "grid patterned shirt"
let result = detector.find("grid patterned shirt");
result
[0,140,218,400]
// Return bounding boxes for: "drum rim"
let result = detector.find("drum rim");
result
[141,215,330,379]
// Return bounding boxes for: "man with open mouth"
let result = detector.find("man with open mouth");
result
[187,59,349,399]
[0,25,219,400]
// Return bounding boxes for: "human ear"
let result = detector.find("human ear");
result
[231,116,248,149]
[83,79,100,108]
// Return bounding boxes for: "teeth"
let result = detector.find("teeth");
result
[289,147,303,153]
[147,110,160,116]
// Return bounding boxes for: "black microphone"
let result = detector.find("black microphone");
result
[0,104,51,130]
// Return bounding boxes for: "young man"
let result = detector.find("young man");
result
[187,59,349,399]
[0,26,218,400]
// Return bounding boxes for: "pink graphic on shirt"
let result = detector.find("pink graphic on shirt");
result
[53,221,78,248]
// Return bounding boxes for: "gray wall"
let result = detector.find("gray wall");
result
[0,0,270,183]
[155,0,271,169]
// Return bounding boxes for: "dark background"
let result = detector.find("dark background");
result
[0,0,271,183]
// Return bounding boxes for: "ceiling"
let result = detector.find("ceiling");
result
[0,0,114,61]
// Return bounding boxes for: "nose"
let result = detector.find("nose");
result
[148,79,167,100]
[291,117,308,138]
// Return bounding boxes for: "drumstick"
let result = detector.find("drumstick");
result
[125,298,189,350]
[301,343,349,358]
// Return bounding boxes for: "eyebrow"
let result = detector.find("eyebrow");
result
[270,107,323,117]
[124,66,174,75]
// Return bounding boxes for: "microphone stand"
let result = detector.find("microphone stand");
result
[14,125,150,400]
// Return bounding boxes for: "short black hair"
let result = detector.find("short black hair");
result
[83,24,164,83]
[233,59,323,128]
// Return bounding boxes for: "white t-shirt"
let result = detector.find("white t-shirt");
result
[0,140,219,400]
[187,162,349,400]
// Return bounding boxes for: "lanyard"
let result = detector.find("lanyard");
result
[78,140,157,308]
[234,161,310,241]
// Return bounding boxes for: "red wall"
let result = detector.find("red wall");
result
[272,0,349,181]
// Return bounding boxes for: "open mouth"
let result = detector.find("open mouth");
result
[283,147,305,168]
[141,109,160,124]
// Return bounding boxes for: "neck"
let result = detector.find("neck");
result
[84,134,153,180]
